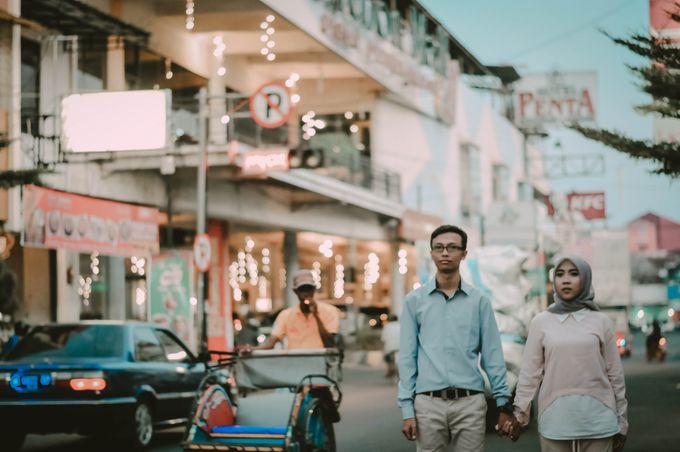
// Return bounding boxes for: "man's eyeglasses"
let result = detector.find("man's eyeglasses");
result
[432,244,465,254]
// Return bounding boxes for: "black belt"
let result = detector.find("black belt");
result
[419,388,482,400]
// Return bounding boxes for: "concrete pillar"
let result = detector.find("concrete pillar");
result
[40,35,78,171]
[391,242,405,317]
[208,64,227,146]
[107,256,125,320]
[22,248,51,324]
[4,0,23,232]
[56,249,80,322]
[283,230,298,307]
[106,35,125,91]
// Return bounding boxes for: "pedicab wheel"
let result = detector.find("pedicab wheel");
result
[129,400,154,450]
[1,430,26,451]
[302,398,336,452]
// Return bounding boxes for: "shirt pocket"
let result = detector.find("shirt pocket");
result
[455,300,478,352]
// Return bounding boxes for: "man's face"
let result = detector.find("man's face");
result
[295,285,316,304]
[430,232,467,274]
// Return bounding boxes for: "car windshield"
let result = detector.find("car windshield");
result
[5,325,124,360]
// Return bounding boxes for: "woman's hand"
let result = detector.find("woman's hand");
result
[496,413,521,441]
[613,433,626,452]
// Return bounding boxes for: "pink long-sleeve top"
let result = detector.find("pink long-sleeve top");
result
[513,310,628,436]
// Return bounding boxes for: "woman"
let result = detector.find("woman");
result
[502,255,628,452]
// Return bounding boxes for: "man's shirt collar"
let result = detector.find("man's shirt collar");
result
[426,276,470,296]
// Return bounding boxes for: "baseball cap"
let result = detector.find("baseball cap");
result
[292,269,316,290]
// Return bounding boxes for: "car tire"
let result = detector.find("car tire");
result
[2,430,26,451]
[129,400,154,450]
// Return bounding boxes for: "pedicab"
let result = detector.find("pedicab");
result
[183,348,342,452]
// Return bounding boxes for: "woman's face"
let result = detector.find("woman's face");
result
[554,260,582,302]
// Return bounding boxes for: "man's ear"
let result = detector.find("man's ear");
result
[462,250,467,260]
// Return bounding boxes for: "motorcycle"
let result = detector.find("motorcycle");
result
[646,335,667,362]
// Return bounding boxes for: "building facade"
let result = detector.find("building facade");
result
[1,0,547,348]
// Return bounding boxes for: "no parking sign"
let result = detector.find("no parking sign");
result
[249,81,292,128]
[193,233,211,273]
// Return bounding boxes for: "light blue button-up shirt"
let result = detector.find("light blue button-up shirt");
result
[398,277,511,419]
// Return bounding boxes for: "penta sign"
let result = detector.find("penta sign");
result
[514,72,597,128]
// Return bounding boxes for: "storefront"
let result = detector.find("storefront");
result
[6,0,551,350]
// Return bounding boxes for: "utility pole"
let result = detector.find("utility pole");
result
[196,87,209,356]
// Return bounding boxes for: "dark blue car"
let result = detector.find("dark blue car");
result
[0,321,206,451]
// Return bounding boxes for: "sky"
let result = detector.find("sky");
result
[421,0,680,226]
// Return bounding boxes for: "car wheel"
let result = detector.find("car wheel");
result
[2,430,26,451]
[130,400,154,450]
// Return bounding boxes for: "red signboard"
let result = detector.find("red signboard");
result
[651,0,680,42]
[548,192,606,221]
[22,185,160,256]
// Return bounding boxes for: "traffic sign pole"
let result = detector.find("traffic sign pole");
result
[196,87,209,357]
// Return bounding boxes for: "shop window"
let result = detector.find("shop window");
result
[492,164,509,201]
[124,47,206,145]
[21,38,40,136]
[77,39,105,90]
[460,142,482,218]
[134,327,166,362]
[78,252,108,320]
[125,256,148,321]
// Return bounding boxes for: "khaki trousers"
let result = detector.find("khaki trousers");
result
[414,392,486,452]
[539,435,614,452]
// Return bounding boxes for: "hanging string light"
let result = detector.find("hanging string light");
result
[213,35,227,76]
[260,13,276,61]
[185,0,195,30]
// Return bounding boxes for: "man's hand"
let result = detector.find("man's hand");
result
[401,418,417,441]
[236,343,253,355]
[496,412,521,441]
[303,298,318,315]
[613,433,626,452]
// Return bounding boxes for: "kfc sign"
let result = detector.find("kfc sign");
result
[514,72,597,128]
[548,192,606,221]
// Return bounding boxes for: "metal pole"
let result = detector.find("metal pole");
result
[197,87,208,355]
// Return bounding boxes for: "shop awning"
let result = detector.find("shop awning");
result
[21,0,149,45]
[268,169,406,220]
[0,9,44,29]
[399,208,444,241]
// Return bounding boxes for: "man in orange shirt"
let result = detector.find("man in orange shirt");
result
[257,269,340,350]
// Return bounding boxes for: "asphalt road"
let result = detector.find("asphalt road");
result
[20,331,680,452]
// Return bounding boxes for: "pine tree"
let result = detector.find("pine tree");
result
[571,8,680,177]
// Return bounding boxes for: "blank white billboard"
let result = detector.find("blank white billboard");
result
[61,90,171,153]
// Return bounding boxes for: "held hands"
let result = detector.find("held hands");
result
[401,418,417,441]
[496,412,522,442]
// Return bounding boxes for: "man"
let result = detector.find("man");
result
[381,315,400,380]
[1,321,29,356]
[256,269,340,350]
[398,225,514,452]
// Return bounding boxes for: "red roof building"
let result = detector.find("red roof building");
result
[628,213,680,253]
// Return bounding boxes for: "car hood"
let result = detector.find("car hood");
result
[0,357,120,370]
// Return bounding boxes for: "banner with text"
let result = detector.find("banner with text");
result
[548,191,606,221]
[22,185,160,256]
[513,72,597,129]
[149,252,195,351]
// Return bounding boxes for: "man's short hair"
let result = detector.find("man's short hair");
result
[430,224,468,250]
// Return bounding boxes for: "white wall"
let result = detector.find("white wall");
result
[371,94,461,224]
